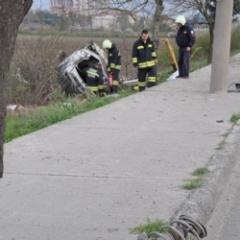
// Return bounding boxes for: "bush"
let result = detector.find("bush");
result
[231,26,240,53]
[192,27,240,61]
[8,36,62,105]
[193,32,211,59]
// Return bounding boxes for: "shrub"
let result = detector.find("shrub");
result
[231,26,240,53]
[8,36,62,105]
[130,219,168,234]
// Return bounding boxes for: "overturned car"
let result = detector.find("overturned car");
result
[57,42,109,96]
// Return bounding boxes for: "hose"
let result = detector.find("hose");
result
[137,215,207,240]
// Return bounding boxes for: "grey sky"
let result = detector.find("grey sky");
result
[31,0,178,16]
[32,0,49,9]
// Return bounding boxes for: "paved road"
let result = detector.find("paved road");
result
[206,147,240,240]
[1,55,240,240]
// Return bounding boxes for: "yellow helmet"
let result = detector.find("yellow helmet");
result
[102,39,112,49]
[175,15,186,25]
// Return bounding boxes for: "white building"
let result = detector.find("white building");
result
[72,0,97,16]
[92,12,119,29]
[50,0,73,14]
[50,0,111,16]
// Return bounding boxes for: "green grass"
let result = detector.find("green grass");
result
[157,67,172,83]
[183,167,209,190]
[3,38,219,144]
[191,58,208,72]
[231,27,240,53]
[5,67,173,143]
[130,219,168,234]
[192,167,209,177]
[230,113,240,123]
[183,177,204,190]
[5,91,132,142]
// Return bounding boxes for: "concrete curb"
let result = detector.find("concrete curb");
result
[171,123,240,225]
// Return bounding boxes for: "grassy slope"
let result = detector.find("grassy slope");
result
[3,59,209,143]
[5,91,131,142]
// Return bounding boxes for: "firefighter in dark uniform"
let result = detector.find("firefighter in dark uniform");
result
[82,61,105,96]
[175,15,196,78]
[132,29,157,91]
[102,39,121,93]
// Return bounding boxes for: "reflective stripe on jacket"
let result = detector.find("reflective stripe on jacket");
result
[86,68,99,78]
[108,44,121,71]
[132,38,157,69]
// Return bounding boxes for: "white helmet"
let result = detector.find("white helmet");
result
[102,39,112,49]
[175,15,186,25]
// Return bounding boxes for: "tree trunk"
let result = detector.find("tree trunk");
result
[153,0,164,49]
[210,0,234,92]
[0,74,6,178]
[0,0,33,178]
[208,23,215,63]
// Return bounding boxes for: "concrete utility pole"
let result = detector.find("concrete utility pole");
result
[210,0,234,93]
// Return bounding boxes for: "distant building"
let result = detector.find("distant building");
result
[50,0,73,15]
[50,0,129,30]
[92,11,120,29]
[72,0,99,16]
[50,0,111,16]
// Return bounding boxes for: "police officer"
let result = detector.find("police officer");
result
[102,39,121,93]
[132,29,157,91]
[175,15,196,79]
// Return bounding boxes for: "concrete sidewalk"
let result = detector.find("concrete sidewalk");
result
[1,55,240,240]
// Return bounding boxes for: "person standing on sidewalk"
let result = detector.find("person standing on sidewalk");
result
[102,39,121,93]
[132,29,157,91]
[175,15,196,79]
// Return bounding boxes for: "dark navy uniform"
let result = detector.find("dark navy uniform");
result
[107,44,121,93]
[132,38,157,91]
[176,24,195,78]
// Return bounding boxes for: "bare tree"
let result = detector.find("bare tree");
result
[0,0,33,178]
[97,0,164,44]
[153,0,164,47]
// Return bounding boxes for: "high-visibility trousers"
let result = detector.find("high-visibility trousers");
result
[137,67,157,91]
[85,75,99,94]
[111,69,120,93]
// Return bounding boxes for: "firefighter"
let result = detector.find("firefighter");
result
[175,15,196,79]
[82,61,105,96]
[102,39,121,93]
[132,29,157,92]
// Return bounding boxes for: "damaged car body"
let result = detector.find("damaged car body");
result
[57,42,109,96]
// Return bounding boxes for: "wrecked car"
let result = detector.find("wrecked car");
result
[57,42,109,96]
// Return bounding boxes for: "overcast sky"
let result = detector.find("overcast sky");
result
[31,0,177,16]
[32,0,49,9]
